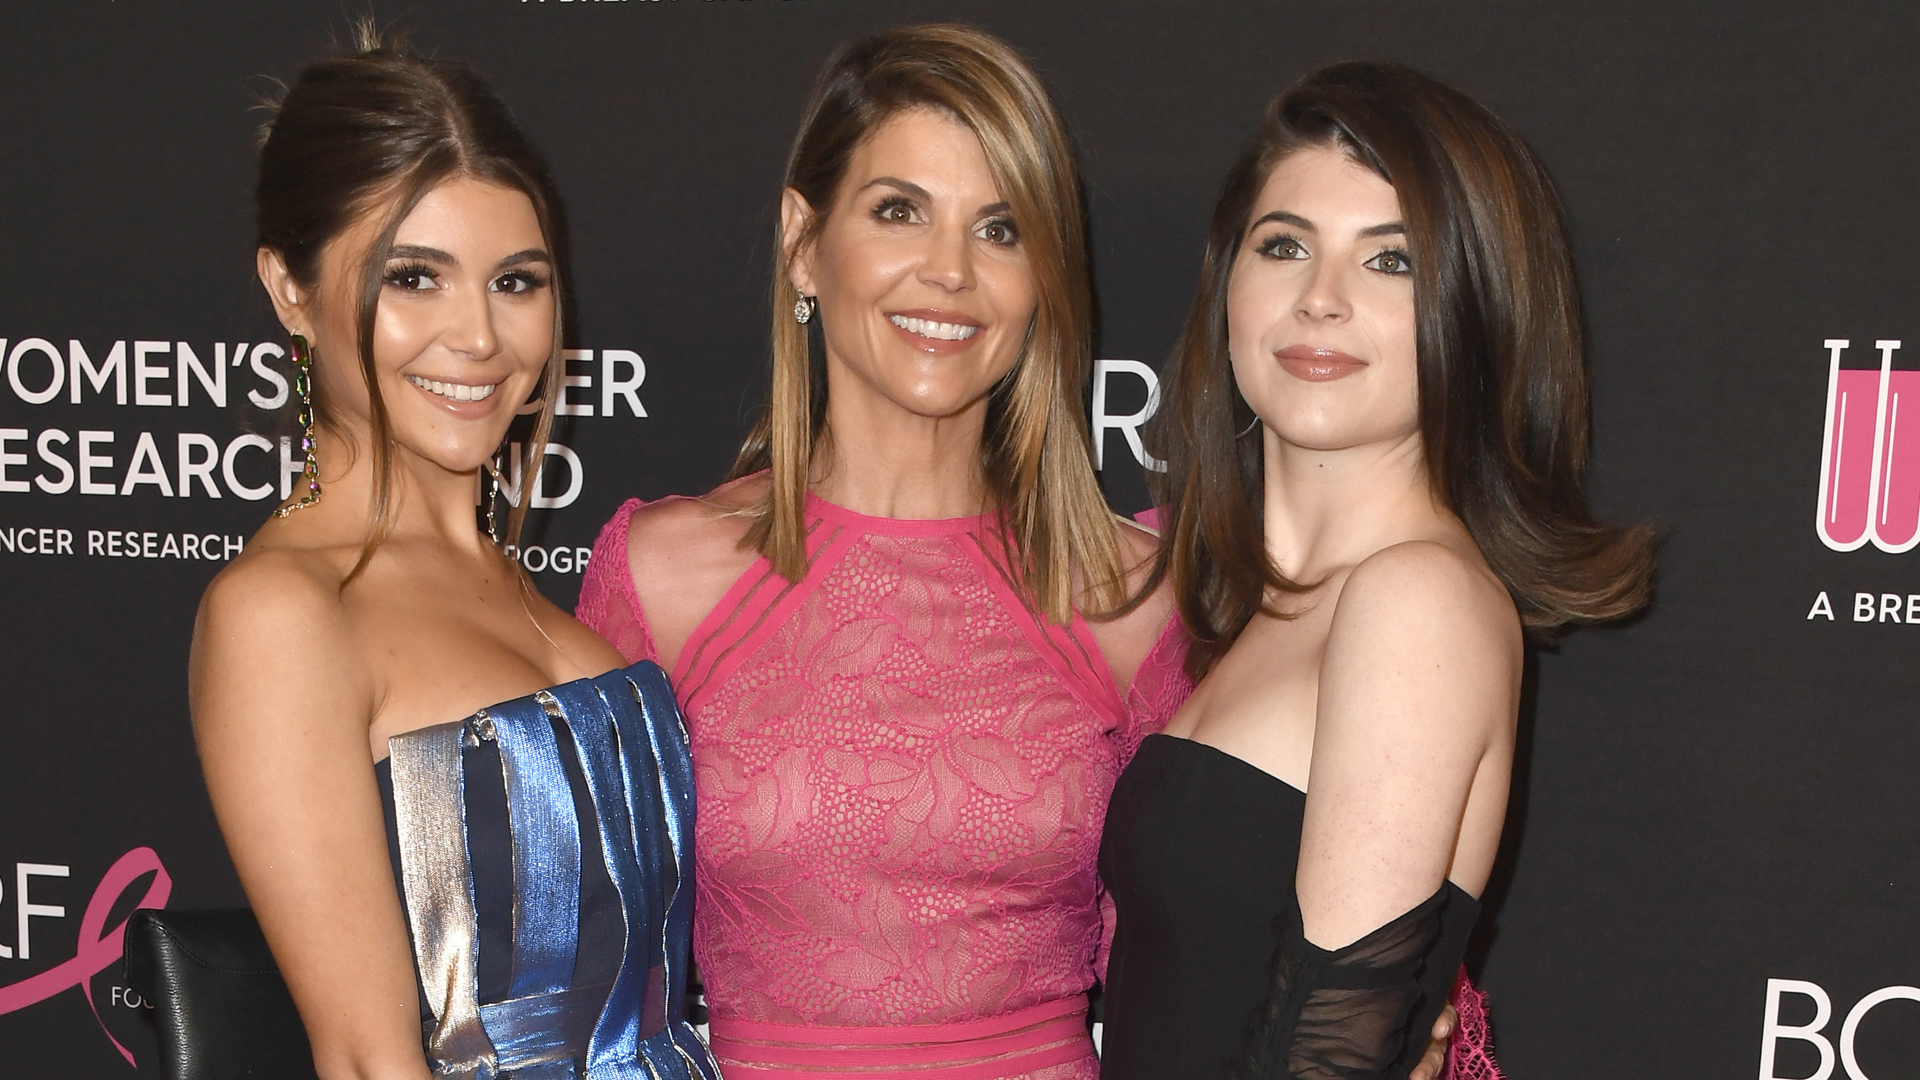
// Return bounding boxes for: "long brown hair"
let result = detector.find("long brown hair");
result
[728,24,1125,624]
[1152,60,1656,680]
[255,27,568,581]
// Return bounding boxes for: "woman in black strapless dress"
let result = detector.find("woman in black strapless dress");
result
[1099,62,1655,1079]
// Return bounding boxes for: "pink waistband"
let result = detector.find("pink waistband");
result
[707,995,1093,1080]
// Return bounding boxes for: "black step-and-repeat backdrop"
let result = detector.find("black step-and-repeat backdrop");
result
[3,2,1917,1076]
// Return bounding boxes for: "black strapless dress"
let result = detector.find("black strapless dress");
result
[1098,735,1479,1080]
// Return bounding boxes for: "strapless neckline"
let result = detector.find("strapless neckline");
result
[1098,730,1481,1080]
[1136,733,1480,902]
[375,660,717,1078]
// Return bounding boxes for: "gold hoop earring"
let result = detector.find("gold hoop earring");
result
[272,334,322,518]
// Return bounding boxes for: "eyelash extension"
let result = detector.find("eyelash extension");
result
[496,268,552,291]
[978,215,1020,243]
[873,194,918,221]
[1370,247,1415,272]
[1254,233,1307,258]
[383,261,438,288]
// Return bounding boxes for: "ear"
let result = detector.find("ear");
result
[780,187,819,297]
[256,248,311,338]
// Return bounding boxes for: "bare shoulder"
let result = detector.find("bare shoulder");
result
[626,474,761,564]
[624,474,768,671]
[195,546,354,660]
[1334,540,1518,646]
[190,546,373,742]
[1320,540,1522,738]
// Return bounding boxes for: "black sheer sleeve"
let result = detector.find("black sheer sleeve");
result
[1240,885,1473,1080]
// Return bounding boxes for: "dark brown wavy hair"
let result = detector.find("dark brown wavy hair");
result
[1148,61,1655,680]
[255,26,568,582]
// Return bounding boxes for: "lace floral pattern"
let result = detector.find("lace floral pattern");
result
[692,529,1120,1025]
[1443,971,1504,1080]
[577,499,1190,1037]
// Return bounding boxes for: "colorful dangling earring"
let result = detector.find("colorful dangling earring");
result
[272,334,322,518]
[482,446,507,543]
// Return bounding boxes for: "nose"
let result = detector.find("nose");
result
[917,219,976,294]
[1294,258,1353,325]
[444,281,501,361]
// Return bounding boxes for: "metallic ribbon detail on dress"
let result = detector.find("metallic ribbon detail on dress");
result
[543,678,664,1076]
[480,981,610,1075]
[389,720,497,1078]
[628,667,695,1042]
[492,702,583,998]
[389,662,718,1080]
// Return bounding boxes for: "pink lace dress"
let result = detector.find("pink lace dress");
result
[577,494,1190,1080]
[577,492,1503,1080]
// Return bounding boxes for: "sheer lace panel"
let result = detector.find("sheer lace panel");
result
[1115,618,1192,769]
[577,496,1191,1065]
[1246,887,1453,1080]
[577,498,661,665]
[573,498,1190,1039]
[687,527,1127,1025]
[1443,971,1504,1080]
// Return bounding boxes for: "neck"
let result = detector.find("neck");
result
[300,422,497,557]
[809,387,993,520]
[1260,427,1450,581]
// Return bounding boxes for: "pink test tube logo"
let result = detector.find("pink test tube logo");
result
[1815,339,1919,552]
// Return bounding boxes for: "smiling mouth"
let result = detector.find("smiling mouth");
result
[406,375,500,402]
[888,314,980,341]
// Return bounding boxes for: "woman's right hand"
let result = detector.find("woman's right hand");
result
[1407,1004,1456,1080]
[191,553,434,1080]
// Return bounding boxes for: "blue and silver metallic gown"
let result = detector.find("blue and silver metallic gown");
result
[374,660,718,1080]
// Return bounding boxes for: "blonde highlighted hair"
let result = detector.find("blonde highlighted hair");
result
[729,24,1124,624]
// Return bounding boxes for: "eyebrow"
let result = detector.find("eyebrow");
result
[859,176,1010,218]
[1246,211,1405,239]
[860,176,933,203]
[385,244,552,270]
[494,248,552,269]
[387,244,456,264]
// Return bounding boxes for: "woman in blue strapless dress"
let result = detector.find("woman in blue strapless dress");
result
[189,29,714,1080]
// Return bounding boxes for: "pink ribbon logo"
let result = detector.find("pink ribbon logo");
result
[0,847,173,1066]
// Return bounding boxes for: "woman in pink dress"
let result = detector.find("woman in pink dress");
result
[577,26,1463,1080]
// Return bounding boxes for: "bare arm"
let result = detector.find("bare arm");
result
[1297,541,1519,949]
[190,558,431,1080]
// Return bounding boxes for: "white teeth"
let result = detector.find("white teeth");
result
[889,315,979,341]
[407,375,498,402]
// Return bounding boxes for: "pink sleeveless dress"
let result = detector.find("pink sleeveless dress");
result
[577,494,1190,1079]
[576,492,1503,1080]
